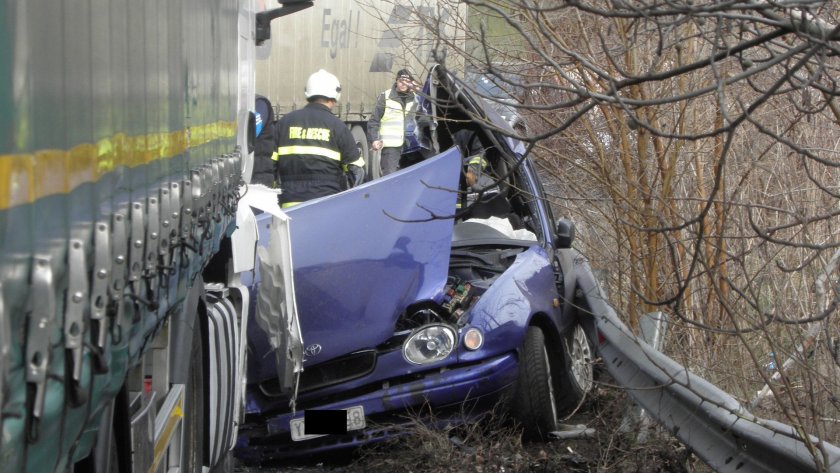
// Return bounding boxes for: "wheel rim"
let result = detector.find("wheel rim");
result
[569,325,594,393]
[542,346,558,425]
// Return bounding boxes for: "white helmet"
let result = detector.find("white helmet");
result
[304,69,342,101]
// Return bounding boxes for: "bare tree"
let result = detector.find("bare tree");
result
[389,0,840,466]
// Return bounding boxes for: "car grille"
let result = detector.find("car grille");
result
[260,350,377,397]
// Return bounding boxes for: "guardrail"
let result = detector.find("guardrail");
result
[576,263,840,473]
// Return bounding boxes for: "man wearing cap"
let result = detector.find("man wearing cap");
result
[368,69,422,176]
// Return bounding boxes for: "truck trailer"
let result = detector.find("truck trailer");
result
[0,1,297,471]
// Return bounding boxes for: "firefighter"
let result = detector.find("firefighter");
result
[368,69,422,176]
[272,69,365,207]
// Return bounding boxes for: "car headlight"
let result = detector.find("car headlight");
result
[403,324,456,365]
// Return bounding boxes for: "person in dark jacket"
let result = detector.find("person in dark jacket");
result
[368,69,422,176]
[272,69,365,207]
[251,94,276,187]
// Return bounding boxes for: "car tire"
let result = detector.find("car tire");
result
[511,326,558,441]
[555,323,594,414]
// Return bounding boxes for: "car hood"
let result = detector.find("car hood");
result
[283,148,462,365]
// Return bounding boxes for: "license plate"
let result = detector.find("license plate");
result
[289,405,366,441]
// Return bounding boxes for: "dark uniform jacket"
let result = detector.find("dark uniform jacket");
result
[273,102,360,206]
[252,94,276,186]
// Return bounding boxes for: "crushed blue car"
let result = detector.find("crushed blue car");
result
[234,65,597,464]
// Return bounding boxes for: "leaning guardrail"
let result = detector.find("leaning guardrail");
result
[576,263,840,473]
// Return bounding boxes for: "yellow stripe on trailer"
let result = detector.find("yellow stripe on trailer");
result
[0,121,235,211]
[0,154,34,209]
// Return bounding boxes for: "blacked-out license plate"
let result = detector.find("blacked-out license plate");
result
[289,406,365,441]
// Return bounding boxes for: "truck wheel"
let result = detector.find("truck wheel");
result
[182,314,206,472]
[511,326,558,441]
[351,125,377,181]
[555,323,594,414]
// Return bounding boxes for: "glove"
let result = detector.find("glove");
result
[348,165,365,187]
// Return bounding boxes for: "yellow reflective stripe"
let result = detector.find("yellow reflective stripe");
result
[0,120,235,210]
[0,154,34,209]
[275,145,340,161]
[468,155,487,168]
[34,150,67,201]
[68,144,96,188]
[348,156,365,167]
[281,201,300,208]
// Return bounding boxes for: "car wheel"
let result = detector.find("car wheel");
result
[556,323,594,413]
[511,326,558,441]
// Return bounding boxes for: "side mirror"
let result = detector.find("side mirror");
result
[256,2,314,46]
[554,218,575,249]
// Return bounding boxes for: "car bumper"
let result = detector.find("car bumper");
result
[234,351,519,463]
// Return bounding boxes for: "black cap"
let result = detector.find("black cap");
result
[396,69,414,81]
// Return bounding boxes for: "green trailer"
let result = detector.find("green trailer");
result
[0,1,298,471]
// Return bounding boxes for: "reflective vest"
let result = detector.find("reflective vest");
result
[380,89,416,147]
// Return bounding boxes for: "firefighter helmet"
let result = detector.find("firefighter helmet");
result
[304,69,342,101]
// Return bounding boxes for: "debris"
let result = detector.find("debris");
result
[549,424,596,439]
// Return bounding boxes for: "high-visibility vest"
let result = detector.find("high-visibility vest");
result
[380,89,416,148]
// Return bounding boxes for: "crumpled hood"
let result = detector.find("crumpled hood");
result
[283,148,462,365]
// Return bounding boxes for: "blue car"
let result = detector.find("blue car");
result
[234,65,596,464]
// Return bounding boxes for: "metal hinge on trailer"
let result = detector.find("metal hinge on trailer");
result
[223,153,240,216]
[207,160,222,224]
[228,148,242,181]
[65,238,89,406]
[158,185,173,279]
[181,176,195,250]
[24,255,55,442]
[167,181,183,265]
[200,162,219,240]
[227,150,244,214]
[128,201,145,313]
[89,220,111,373]
[109,211,129,344]
[190,167,208,257]
[144,193,161,308]
[216,156,232,216]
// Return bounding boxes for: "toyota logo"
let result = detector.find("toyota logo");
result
[304,344,322,357]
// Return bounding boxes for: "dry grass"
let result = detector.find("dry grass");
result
[346,377,699,473]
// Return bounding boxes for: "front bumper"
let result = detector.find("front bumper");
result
[234,351,519,463]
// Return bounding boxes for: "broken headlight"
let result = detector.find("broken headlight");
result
[403,324,456,365]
